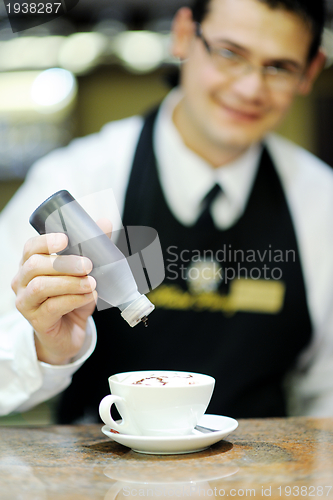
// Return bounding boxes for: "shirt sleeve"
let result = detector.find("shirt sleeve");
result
[285,313,333,417]
[266,135,333,417]
[0,311,97,415]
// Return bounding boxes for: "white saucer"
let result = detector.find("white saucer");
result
[101,414,238,455]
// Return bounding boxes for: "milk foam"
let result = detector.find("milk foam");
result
[131,373,197,387]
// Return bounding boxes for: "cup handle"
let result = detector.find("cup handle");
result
[99,395,140,435]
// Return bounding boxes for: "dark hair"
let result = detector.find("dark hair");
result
[191,0,326,61]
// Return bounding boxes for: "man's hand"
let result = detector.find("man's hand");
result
[11,231,98,365]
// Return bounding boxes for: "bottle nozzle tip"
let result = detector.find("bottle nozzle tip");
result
[141,315,149,327]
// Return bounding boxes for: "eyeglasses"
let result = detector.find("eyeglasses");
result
[195,23,304,92]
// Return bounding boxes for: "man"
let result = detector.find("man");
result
[1,0,333,423]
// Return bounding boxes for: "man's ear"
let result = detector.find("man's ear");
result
[171,7,195,60]
[297,48,326,95]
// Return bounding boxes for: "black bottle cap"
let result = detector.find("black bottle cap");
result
[29,190,75,235]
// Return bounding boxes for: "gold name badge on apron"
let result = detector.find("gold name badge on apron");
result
[228,278,285,314]
[148,279,285,315]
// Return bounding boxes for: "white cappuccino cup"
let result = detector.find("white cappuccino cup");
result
[99,370,215,436]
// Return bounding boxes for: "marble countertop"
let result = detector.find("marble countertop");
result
[0,417,333,500]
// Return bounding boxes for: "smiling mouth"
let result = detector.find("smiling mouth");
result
[218,101,263,121]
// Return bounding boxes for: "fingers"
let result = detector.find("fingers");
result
[23,218,112,268]
[22,275,97,310]
[29,290,98,337]
[12,233,70,294]
[13,220,112,331]
[12,231,96,326]
[22,233,68,264]
[15,272,97,335]
[19,253,93,288]
[11,225,112,362]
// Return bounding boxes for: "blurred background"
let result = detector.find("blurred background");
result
[0,0,333,425]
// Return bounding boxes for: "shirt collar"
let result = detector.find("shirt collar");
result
[153,88,262,228]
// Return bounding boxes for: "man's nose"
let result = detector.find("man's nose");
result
[231,68,268,100]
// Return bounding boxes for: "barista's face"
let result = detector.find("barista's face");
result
[172,0,324,159]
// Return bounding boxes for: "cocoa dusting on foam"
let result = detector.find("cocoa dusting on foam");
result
[132,374,196,386]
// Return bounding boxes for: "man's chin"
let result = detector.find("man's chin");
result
[210,111,279,148]
[209,127,266,152]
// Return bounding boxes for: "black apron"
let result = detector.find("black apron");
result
[57,110,312,423]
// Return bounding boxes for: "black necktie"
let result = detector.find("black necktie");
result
[195,183,222,228]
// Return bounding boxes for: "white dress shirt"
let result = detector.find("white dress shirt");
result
[1,89,333,417]
[154,89,261,229]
